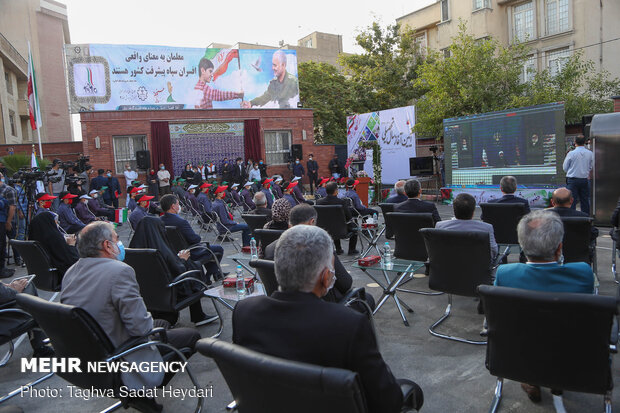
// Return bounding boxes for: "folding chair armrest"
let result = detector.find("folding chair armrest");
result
[168,276,210,290]
[339,287,366,304]
[113,327,168,354]
[170,270,203,285]
[397,378,424,412]
[0,300,17,310]
[0,308,31,317]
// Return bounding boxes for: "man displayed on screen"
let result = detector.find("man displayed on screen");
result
[241,50,299,109]
[525,133,544,165]
[457,137,473,168]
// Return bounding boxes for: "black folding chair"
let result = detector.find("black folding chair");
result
[421,228,494,345]
[196,337,422,413]
[124,248,222,336]
[479,285,617,413]
[378,203,395,240]
[561,216,597,273]
[248,259,278,296]
[612,225,619,284]
[253,229,285,256]
[9,240,62,301]
[0,303,36,367]
[241,214,270,236]
[480,203,528,262]
[314,205,360,256]
[2,294,204,412]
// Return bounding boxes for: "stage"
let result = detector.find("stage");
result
[440,185,557,207]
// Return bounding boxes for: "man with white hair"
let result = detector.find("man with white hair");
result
[251,191,272,219]
[385,180,407,204]
[241,49,300,108]
[233,225,423,413]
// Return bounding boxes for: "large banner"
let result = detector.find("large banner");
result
[64,44,299,112]
[347,106,416,184]
[169,122,244,177]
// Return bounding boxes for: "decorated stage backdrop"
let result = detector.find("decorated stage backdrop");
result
[169,122,244,177]
[347,106,416,185]
[64,44,299,112]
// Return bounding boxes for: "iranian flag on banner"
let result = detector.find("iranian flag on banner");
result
[114,208,128,223]
[27,43,42,130]
[206,49,239,81]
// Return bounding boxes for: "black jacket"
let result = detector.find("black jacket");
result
[233,291,403,413]
[394,198,441,224]
[487,194,531,213]
[232,163,246,185]
[316,194,353,222]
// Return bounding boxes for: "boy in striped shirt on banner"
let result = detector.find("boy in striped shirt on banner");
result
[193,57,244,109]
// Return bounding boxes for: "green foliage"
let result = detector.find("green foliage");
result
[1,154,50,175]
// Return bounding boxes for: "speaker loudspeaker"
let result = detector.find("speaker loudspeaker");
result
[136,150,150,170]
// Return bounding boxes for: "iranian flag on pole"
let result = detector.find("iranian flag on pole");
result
[27,43,43,131]
[206,49,239,81]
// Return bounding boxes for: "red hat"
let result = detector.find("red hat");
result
[354,180,360,186]
[319,178,329,185]
[286,181,298,190]
[61,193,78,200]
[36,193,57,201]
[200,182,213,189]
[263,178,273,184]
[214,185,228,194]
[129,187,141,194]
[136,194,154,202]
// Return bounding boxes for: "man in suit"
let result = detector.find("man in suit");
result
[494,209,594,404]
[232,157,246,185]
[61,221,200,412]
[306,153,319,194]
[385,180,407,204]
[550,186,598,246]
[395,179,441,224]
[316,181,358,255]
[345,179,375,217]
[436,193,498,260]
[160,194,224,280]
[128,194,153,230]
[233,225,422,413]
[241,181,255,211]
[251,191,272,219]
[104,169,122,209]
[487,176,530,212]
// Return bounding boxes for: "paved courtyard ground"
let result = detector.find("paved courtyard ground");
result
[0,203,617,412]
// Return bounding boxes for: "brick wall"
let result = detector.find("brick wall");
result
[0,142,84,159]
[613,96,620,113]
[79,109,335,193]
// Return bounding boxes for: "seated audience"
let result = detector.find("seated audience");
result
[171,178,187,201]
[290,176,308,205]
[436,193,498,260]
[316,181,359,255]
[186,184,200,213]
[271,176,284,199]
[494,209,594,404]
[34,192,56,216]
[75,194,99,225]
[129,216,218,326]
[87,188,115,221]
[483,175,531,218]
[233,225,422,413]
[127,187,140,212]
[240,181,255,211]
[260,178,275,208]
[263,198,291,231]
[251,191,272,219]
[315,178,329,198]
[29,211,80,276]
[212,186,251,246]
[550,187,599,242]
[196,182,213,216]
[385,180,407,204]
[129,193,154,230]
[0,278,54,357]
[395,179,441,224]
[345,178,375,216]
[57,191,85,234]
[229,183,242,207]
[281,180,298,207]
[61,221,200,411]
[160,194,224,280]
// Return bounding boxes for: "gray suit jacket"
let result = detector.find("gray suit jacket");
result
[435,218,498,260]
[60,257,163,389]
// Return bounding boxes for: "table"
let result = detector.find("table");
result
[353,259,424,326]
[227,252,257,275]
[357,223,385,258]
[203,282,266,337]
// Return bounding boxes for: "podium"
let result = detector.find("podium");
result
[356,177,372,207]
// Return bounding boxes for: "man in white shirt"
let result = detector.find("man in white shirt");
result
[123,164,138,205]
[157,163,171,196]
[562,135,593,215]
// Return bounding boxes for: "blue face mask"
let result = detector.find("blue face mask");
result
[115,241,125,261]
[259,161,263,164]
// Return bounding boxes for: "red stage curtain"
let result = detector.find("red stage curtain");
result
[244,119,262,161]
[150,121,173,174]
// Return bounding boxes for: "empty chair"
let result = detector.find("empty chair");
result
[242,214,270,235]
[249,259,278,296]
[253,229,285,256]
[378,203,395,240]
[561,216,596,266]
[480,203,528,261]
[9,240,62,300]
[196,337,422,413]
[389,212,434,262]
[0,305,36,367]
[3,293,204,412]
[479,285,617,413]
[421,228,494,344]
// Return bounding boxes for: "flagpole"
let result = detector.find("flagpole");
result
[36,127,43,159]
[28,41,44,159]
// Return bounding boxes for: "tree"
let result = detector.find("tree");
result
[413,22,529,138]
[340,22,425,111]
[298,61,367,144]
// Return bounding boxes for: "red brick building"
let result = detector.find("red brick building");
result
[79,108,336,195]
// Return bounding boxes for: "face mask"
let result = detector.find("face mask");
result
[326,268,336,292]
[0,178,4,183]
[93,193,98,198]
[107,173,112,177]
[309,158,313,161]
[42,201,52,209]
[126,167,131,171]
[177,205,182,214]
[259,161,263,165]
[115,241,125,261]
[295,160,299,164]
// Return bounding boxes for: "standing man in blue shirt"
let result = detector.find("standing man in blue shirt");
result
[292,157,305,181]
[562,135,594,215]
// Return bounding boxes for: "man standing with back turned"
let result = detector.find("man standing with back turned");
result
[563,135,593,215]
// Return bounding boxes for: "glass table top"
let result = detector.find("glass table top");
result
[204,282,265,301]
[227,252,255,261]
[352,258,425,273]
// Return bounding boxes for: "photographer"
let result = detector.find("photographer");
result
[47,159,65,211]
[0,172,16,278]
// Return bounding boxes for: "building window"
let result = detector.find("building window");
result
[520,55,537,83]
[264,130,291,165]
[441,0,450,22]
[473,0,490,10]
[547,47,570,76]
[513,1,535,42]
[4,72,12,96]
[442,47,452,58]
[9,110,17,137]
[112,135,148,173]
[414,32,427,55]
[545,0,569,35]
[304,38,313,48]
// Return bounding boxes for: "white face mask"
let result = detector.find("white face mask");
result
[176,204,182,214]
